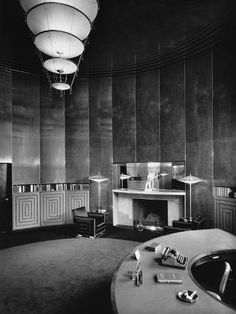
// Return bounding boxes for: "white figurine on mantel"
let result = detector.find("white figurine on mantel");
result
[145,170,158,191]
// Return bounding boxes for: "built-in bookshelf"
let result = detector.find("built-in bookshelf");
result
[213,186,236,198]
[213,186,231,198]
[13,183,89,193]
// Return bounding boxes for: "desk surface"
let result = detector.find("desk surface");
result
[111,229,236,314]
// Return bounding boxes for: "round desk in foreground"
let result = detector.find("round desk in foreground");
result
[111,229,236,314]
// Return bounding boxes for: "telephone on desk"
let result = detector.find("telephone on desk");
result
[161,247,188,269]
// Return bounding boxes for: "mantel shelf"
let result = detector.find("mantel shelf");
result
[113,188,186,196]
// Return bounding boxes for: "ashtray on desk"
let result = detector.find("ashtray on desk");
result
[177,290,198,303]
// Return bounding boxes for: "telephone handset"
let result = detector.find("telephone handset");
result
[161,246,188,269]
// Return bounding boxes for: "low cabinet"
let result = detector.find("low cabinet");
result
[12,187,89,230]
[40,191,65,226]
[215,197,236,235]
[13,192,40,230]
[65,191,89,224]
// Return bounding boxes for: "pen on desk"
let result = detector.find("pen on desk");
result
[190,291,197,299]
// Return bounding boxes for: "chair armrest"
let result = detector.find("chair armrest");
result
[73,216,94,222]
[88,213,105,224]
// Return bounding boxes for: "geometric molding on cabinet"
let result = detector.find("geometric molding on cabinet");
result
[65,191,89,224]
[215,197,236,235]
[13,193,40,230]
[40,191,65,226]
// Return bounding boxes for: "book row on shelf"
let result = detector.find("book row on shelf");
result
[13,183,89,193]
[214,186,231,197]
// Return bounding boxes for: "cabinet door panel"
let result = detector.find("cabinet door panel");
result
[66,191,89,224]
[215,198,236,235]
[13,193,40,230]
[40,191,65,226]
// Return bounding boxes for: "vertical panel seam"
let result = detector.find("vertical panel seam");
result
[134,73,137,163]
[211,48,215,227]
[184,60,186,174]
[158,67,161,161]
[211,49,214,188]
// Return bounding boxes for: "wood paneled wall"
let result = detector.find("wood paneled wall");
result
[160,62,185,161]
[113,75,136,163]
[213,40,236,187]
[0,40,235,226]
[111,47,235,227]
[136,70,160,162]
[65,78,89,183]
[89,77,113,214]
[0,69,12,163]
[40,78,65,183]
[12,72,40,184]
[186,51,214,225]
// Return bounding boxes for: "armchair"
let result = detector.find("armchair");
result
[72,207,106,238]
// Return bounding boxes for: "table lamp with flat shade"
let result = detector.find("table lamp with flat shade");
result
[178,174,204,221]
[89,175,109,211]
[158,172,169,189]
[120,173,131,189]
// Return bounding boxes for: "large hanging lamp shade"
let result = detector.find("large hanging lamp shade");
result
[26,3,91,40]
[52,82,71,90]
[19,0,99,23]
[18,0,99,93]
[35,31,84,58]
[44,58,77,74]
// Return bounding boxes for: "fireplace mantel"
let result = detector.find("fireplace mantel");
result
[113,189,185,196]
[113,188,186,227]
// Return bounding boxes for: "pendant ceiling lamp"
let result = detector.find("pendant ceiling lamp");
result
[35,31,84,59]
[43,58,77,75]
[19,0,98,22]
[19,0,99,93]
[26,3,91,40]
[52,82,71,90]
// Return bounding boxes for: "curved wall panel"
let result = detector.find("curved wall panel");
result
[0,69,12,163]
[65,79,89,183]
[213,39,236,187]
[40,78,65,183]
[12,72,40,184]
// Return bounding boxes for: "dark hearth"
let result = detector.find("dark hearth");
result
[133,199,168,227]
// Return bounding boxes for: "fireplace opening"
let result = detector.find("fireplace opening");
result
[133,199,168,230]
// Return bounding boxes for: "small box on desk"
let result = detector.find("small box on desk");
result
[164,226,190,234]
[145,242,162,253]
[172,219,200,230]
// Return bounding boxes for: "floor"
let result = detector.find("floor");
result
[0,224,160,250]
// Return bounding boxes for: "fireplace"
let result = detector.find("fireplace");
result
[133,199,168,230]
[112,189,185,228]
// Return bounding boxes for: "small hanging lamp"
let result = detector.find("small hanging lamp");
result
[43,58,77,75]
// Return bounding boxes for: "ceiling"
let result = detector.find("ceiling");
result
[0,0,235,78]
